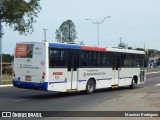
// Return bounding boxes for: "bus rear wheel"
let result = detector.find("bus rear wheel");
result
[85,79,95,94]
[130,79,136,89]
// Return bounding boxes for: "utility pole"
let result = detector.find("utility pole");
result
[134,43,136,49]
[43,29,48,42]
[0,20,2,85]
[60,31,63,43]
[120,37,122,45]
[0,6,4,85]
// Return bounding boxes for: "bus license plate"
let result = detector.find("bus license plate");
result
[25,76,31,81]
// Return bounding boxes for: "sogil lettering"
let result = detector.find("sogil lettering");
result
[53,72,63,76]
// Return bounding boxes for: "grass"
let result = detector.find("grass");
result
[0,74,12,85]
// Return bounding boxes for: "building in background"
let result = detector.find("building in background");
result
[148,57,160,68]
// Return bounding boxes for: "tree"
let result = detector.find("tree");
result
[2,54,12,62]
[157,58,160,66]
[55,29,62,42]
[136,48,145,51]
[0,0,41,35]
[55,20,77,43]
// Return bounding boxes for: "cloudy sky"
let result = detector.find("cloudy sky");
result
[2,0,160,54]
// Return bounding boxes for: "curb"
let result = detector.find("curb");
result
[146,71,160,74]
[0,84,13,88]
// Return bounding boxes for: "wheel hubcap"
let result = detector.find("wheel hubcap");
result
[133,80,135,86]
[88,83,93,91]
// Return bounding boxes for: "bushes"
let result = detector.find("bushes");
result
[2,67,13,75]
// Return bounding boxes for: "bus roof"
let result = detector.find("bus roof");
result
[49,42,145,54]
[16,41,145,54]
[106,47,145,54]
[49,43,80,49]
[81,45,106,51]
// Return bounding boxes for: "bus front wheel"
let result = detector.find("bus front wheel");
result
[85,79,95,94]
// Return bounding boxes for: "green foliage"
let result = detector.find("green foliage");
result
[55,29,61,42]
[157,58,160,66]
[147,49,160,57]
[55,20,77,43]
[0,0,41,35]
[3,67,12,75]
[2,54,13,62]
[136,48,145,51]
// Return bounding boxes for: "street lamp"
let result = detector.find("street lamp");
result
[85,16,111,46]
[43,29,48,42]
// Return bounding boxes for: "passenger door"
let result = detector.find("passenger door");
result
[66,53,79,90]
[112,57,120,85]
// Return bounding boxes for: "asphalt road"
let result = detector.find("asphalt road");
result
[0,73,160,112]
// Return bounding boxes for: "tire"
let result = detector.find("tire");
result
[85,79,95,94]
[130,79,136,89]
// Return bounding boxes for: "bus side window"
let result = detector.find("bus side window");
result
[80,51,89,67]
[97,52,102,66]
[59,50,66,66]
[106,53,112,67]
[139,55,144,67]
[124,53,133,67]
[121,54,124,67]
[102,53,107,66]
[49,48,66,67]
[133,54,139,67]
[49,49,56,67]
[89,51,95,66]
[67,54,71,71]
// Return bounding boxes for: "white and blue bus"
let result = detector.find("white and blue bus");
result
[13,42,146,94]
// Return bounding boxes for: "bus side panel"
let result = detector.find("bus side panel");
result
[119,68,140,86]
[77,68,87,91]
[47,68,67,92]
[96,68,113,89]
[77,68,113,91]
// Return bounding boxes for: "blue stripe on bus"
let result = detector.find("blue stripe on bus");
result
[78,80,87,82]
[12,80,48,90]
[49,81,66,84]
[49,43,80,49]
[119,77,132,79]
[97,78,112,81]
[78,78,112,82]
